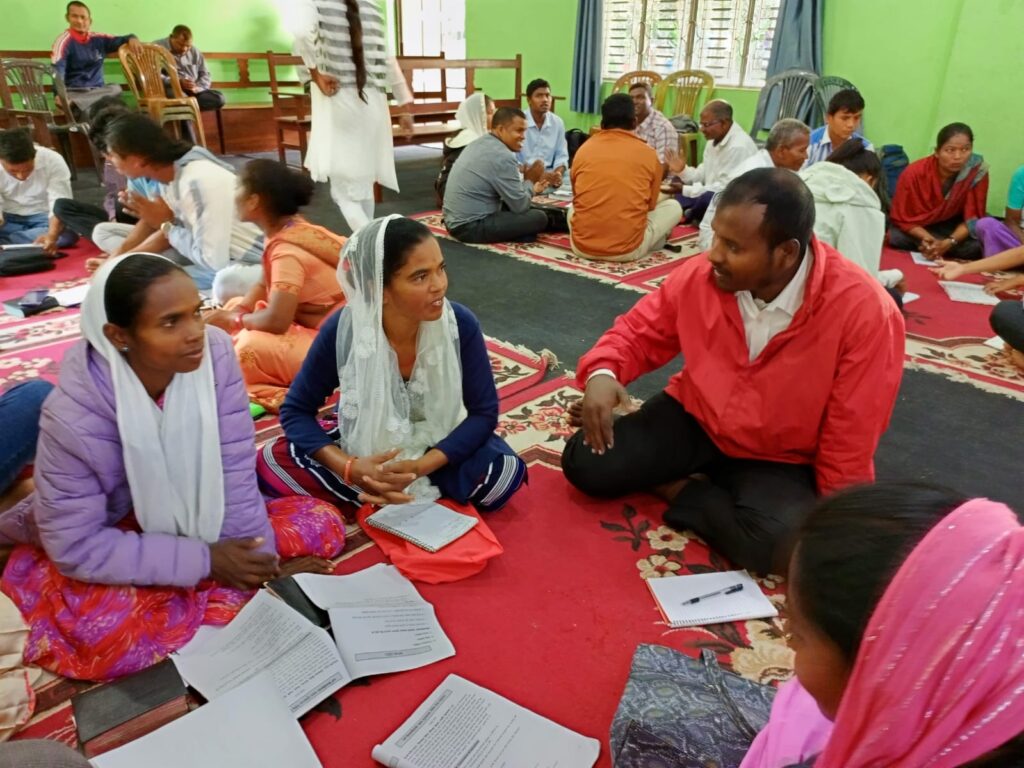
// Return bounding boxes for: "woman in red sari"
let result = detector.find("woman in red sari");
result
[889,122,988,261]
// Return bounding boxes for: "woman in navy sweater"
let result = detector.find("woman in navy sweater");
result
[258,215,525,512]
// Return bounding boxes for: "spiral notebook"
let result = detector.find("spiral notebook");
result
[365,502,478,553]
[646,570,778,627]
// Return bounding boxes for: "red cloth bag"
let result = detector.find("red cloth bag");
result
[355,500,503,584]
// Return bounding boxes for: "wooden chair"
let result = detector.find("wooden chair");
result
[813,75,857,126]
[118,43,206,147]
[749,69,818,143]
[655,69,714,166]
[267,52,310,170]
[612,70,663,93]
[0,58,101,180]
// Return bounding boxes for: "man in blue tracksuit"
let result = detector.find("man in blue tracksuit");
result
[51,1,141,115]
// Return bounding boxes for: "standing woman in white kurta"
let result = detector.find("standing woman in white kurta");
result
[289,0,414,230]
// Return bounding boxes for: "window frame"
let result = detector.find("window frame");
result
[601,0,780,89]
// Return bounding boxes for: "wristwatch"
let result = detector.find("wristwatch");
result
[160,219,178,238]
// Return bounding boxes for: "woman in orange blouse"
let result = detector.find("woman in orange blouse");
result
[206,160,346,411]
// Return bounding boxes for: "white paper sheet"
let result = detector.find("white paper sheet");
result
[910,251,936,266]
[371,674,600,768]
[295,565,454,678]
[50,283,90,307]
[172,591,350,716]
[329,602,455,678]
[984,335,1006,350]
[293,564,421,609]
[938,281,1001,306]
[90,673,322,768]
[902,292,920,304]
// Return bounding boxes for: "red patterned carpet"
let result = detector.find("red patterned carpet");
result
[10,373,792,767]
[882,247,1024,399]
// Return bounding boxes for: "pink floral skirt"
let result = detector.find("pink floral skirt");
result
[0,496,345,681]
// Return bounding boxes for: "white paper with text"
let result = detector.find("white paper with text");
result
[171,590,350,716]
[371,674,600,768]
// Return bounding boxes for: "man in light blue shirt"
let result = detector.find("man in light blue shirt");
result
[518,78,569,186]
[804,88,873,168]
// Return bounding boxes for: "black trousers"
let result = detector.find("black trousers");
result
[561,392,817,574]
[991,300,1024,352]
[888,217,983,261]
[448,209,549,244]
[53,198,136,240]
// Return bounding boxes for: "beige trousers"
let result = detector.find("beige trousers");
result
[568,198,682,262]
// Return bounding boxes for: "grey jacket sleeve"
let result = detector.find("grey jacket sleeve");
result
[491,154,534,213]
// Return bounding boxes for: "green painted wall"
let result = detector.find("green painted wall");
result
[0,0,289,51]
[0,0,291,104]
[824,0,1023,213]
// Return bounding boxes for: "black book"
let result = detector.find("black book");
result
[265,575,331,629]
[72,659,190,756]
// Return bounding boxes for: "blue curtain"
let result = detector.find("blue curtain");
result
[762,0,823,126]
[570,0,603,114]
[766,0,824,77]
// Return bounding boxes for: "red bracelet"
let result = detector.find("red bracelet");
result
[343,456,357,485]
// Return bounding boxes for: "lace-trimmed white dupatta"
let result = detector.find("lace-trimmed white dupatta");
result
[79,253,225,542]
[334,215,465,499]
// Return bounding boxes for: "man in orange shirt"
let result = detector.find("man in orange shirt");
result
[567,94,681,262]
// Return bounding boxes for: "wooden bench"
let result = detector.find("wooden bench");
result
[0,49,299,155]
[1,50,529,163]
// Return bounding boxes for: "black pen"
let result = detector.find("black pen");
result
[683,583,744,605]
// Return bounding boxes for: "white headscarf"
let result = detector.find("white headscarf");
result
[80,253,226,542]
[447,92,489,149]
[334,215,465,500]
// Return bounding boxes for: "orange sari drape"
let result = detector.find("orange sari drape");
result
[229,220,346,411]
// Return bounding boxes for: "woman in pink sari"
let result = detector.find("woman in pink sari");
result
[205,160,346,412]
[742,482,1024,767]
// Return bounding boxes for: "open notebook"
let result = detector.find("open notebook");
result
[365,502,477,552]
[646,570,778,627]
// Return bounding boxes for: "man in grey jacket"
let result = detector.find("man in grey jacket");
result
[155,25,225,112]
[442,107,551,244]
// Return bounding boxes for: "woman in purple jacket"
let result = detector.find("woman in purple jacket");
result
[0,253,345,681]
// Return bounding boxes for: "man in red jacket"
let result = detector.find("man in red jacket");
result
[563,167,905,574]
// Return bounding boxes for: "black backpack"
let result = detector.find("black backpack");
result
[876,144,909,213]
[566,129,589,167]
[0,247,59,276]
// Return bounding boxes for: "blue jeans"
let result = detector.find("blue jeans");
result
[0,380,53,491]
[0,212,78,247]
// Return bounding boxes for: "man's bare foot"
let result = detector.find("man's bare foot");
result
[1006,345,1024,374]
[278,555,335,578]
[0,477,34,514]
[653,473,709,503]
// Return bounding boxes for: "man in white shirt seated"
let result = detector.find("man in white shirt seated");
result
[0,128,77,252]
[665,99,757,224]
[630,82,677,170]
[517,78,568,187]
[699,118,810,248]
[562,168,905,574]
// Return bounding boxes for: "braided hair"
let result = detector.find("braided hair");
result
[343,0,368,102]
